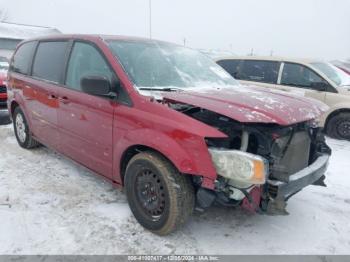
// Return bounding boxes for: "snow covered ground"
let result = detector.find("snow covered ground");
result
[1,118,350,255]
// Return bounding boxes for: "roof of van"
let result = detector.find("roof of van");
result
[215,55,323,64]
[19,33,174,45]
[18,34,184,50]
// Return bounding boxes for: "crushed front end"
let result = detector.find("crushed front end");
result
[185,108,331,215]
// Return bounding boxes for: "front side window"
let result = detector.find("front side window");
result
[11,41,36,75]
[66,42,114,92]
[32,41,68,83]
[107,40,238,90]
[281,63,327,89]
[239,60,279,84]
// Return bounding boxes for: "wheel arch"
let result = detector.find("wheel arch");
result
[119,144,189,185]
[325,108,350,130]
[113,128,218,189]
[10,100,19,116]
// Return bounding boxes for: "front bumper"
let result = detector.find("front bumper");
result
[267,153,330,200]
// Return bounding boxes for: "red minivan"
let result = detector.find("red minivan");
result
[7,35,331,235]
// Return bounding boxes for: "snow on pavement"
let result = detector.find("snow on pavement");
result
[0,123,350,254]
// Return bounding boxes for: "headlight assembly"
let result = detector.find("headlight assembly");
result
[208,148,268,184]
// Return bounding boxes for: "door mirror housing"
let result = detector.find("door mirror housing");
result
[81,75,115,97]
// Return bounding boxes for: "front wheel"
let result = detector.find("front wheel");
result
[124,151,195,235]
[326,112,350,140]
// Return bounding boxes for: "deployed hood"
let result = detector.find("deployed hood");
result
[162,85,328,126]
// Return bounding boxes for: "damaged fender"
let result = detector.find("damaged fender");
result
[111,103,228,189]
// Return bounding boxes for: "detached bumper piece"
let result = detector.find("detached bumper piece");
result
[266,153,330,215]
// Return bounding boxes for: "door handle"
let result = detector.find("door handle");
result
[59,96,70,104]
[48,94,57,100]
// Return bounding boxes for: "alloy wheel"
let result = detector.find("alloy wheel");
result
[15,113,26,143]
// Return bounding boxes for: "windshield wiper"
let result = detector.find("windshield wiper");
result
[138,87,182,92]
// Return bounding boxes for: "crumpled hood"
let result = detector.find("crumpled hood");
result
[163,85,328,125]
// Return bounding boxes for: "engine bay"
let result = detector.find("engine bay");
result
[167,101,331,214]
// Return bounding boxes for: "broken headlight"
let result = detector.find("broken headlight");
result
[208,148,268,184]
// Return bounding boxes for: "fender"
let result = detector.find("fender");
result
[112,128,218,189]
[321,102,350,126]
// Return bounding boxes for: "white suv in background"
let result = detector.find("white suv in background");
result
[216,56,350,140]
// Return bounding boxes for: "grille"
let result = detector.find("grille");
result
[270,131,311,182]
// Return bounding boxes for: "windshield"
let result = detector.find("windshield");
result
[107,40,238,89]
[311,62,350,87]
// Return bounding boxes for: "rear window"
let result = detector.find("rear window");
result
[11,41,36,75]
[239,60,279,84]
[217,59,242,79]
[32,41,68,83]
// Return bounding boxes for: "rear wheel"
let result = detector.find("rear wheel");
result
[326,113,350,140]
[124,151,195,235]
[13,107,40,149]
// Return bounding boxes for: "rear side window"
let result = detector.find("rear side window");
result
[11,41,36,75]
[217,59,242,79]
[239,60,279,84]
[32,41,69,83]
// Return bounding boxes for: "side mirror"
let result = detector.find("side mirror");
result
[311,82,328,92]
[81,75,113,97]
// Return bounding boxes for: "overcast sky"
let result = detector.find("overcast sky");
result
[0,0,349,60]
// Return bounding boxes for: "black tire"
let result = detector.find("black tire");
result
[326,112,350,140]
[13,107,40,149]
[124,151,195,235]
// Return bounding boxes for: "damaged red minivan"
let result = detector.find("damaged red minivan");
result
[7,35,331,235]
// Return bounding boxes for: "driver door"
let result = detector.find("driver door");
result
[57,41,116,179]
